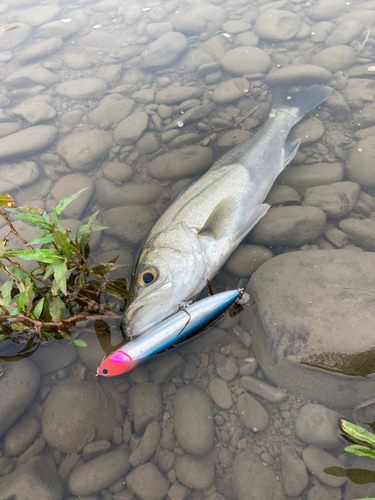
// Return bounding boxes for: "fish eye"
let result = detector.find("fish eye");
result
[102,368,109,375]
[137,268,157,286]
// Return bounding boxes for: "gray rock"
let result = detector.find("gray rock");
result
[302,181,360,217]
[343,455,375,500]
[208,377,233,409]
[4,414,41,456]
[324,227,348,248]
[0,456,63,500]
[97,63,122,84]
[42,381,117,453]
[265,184,301,205]
[16,4,61,26]
[302,446,347,487]
[339,218,375,251]
[89,95,135,129]
[255,9,300,41]
[225,244,273,278]
[147,352,185,384]
[129,421,161,467]
[12,101,56,124]
[280,446,308,497]
[221,46,270,76]
[82,440,111,461]
[129,383,163,434]
[113,112,148,146]
[148,146,212,180]
[0,23,31,51]
[236,393,269,432]
[17,37,63,64]
[136,132,159,154]
[170,0,226,35]
[0,122,22,138]
[175,454,214,490]
[0,360,40,439]
[146,22,173,39]
[0,125,57,159]
[62,52,92,70]
[31,341,78,375]
[248,206,326,247]
[346,135,375,188]
[295,403,343,448]
[140,32,187,69]
[0,456,15,476]
[68,447,130,496]
[234,31,259,48]
[18,436,46,463]
[103,206,158,246]
[214,352,238,381]
[277,162,345,194]
[38,19,81,38]
[4,63,59,88]
[132,89,155,104]
[243,250,375,407]
[289,116,325,145]
[56,79,107,99]
[126,463,168,500]
[266,64,332,86]
[311,45,355,73]
[308,483,342,500]
[223,20,252,34]
[50,174,94,218]
[233,451,284,500]
[96,178,161,208]
[212,78,249,104]
[155,86,204,105]
[78,329,123,372]
[0,161,39,192]
[57,130,112,170]
[173,385,214,455]
[325,19,363,47]
[311,21,335,43]
[103,162,133,182]
[241,376,287,403]
[309,0,350,20]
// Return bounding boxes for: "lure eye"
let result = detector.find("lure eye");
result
[102,368,109,375]
[137,269,157,286]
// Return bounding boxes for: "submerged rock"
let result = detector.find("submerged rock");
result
[0,125,57,159]
[140,32,188,69]
[242,250,375,407]
[57,130,112,171]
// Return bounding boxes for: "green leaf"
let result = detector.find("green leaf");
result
[3,208,51,230]
[91,262,116,276]
[0,334,9,341]
[58,330,70,339]
[7,249,62,264]
[0,193,16,208]
[18,282,33,313]
[73,339,88,347]
[75,224,109,240]
[0,280,13,306]
[340,419,375,449]
[54,260,68,295]
[49,296,65,322]
[9,305,22,316]
[6,265,29,285]
[54,188,89,215]
[51,209,73,258]
[28,233,55,246]
[43,261,58,281]
[88,211,100,225]
[33,298,44,320]
[345,445,375,459]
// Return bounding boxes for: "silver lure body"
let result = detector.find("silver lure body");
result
[124,86,332,337]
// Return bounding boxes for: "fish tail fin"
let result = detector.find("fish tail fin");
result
[270,85,332,125]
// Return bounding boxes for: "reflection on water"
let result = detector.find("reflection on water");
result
[0,0,375,498]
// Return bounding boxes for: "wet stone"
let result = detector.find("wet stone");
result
[307,483,342,500]
[4,414,41,456]
[280,446,309,497]
[103,162,133,182]
[128,383,163,434]
[146,22,173,39]
[234,31,259,48]
[309,0,350,21]
[0,360,40,439]
[325,19,363,47]
[324,227,348,248]
[140,32,188,69]
[17,37,63,64]
[212,78,249,104]
[175,454,214,490]
[103,206,158,246]
[5,64,60,88]
[248,206,326,247]
[0,122,22,137]
[241,376,287,402]
[97,64,122,84]
[289,117,324,145]
[167,482,189,500]
[0,23,31,51]
[129,421,160,467]
[57,130,112,171]
[266,64,332,86]
[12,101,57,125]
[236,393,269,432]
[82,440,111,461]
[89,95,135,129]
[38,19,81,39]
[255,9,300,41]
[148,352,185,384]
[95,178,162,209]
[0,161,39,192]
[155,86,204,105]
[339,218,375,251]
[148,146,212,181]
[31,340,78,375]
[16,4,61,26]
[62,52,93,70]
[56,79,108,100]
[126,463,168,500]
[225,244,273,278]
[214,353,238,381]
[302,447,347,487]
[221,47,271,76]
[208,377,233,409]
[302,181,360,218]
[222,21,252,34]
[113,112,148,146]
[295,403,343,449]
[311,45,355,73]
[169,1,226,36]
[277,162,345,194]
[346,136,375,188]
[173,385,214,455]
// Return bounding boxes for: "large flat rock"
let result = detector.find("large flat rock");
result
[242,250,375,407]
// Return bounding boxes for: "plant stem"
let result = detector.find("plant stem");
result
[4,257,52,288]
[0,312,122,328]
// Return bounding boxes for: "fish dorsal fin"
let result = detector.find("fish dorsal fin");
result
[199,197,238,239]
[211,143,236,163]
[284,139,301,167]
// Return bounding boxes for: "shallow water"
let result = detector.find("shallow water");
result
[0,0,375,498]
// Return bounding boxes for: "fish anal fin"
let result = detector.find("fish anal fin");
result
[284,139,301,167]
[235,203,270,246]
[211,143,236,163]
[199,197,238,239]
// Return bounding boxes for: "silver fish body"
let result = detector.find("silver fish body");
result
[124,86,332,337]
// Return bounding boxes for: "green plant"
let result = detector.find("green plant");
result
[0,190,128,355]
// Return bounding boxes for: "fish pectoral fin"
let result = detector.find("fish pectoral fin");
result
[199,197,238,239]
[284,139,301,167]
[234,203,270,246]
[211,143,236,163]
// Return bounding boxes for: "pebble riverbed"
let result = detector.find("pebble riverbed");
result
[0,0,375,499]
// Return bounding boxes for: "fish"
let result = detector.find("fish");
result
[98,289,241,376]
[123,85,332,337]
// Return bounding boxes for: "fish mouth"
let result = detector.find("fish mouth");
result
[125,304,144,322]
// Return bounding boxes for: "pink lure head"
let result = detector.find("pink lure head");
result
[98,350,133,377]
